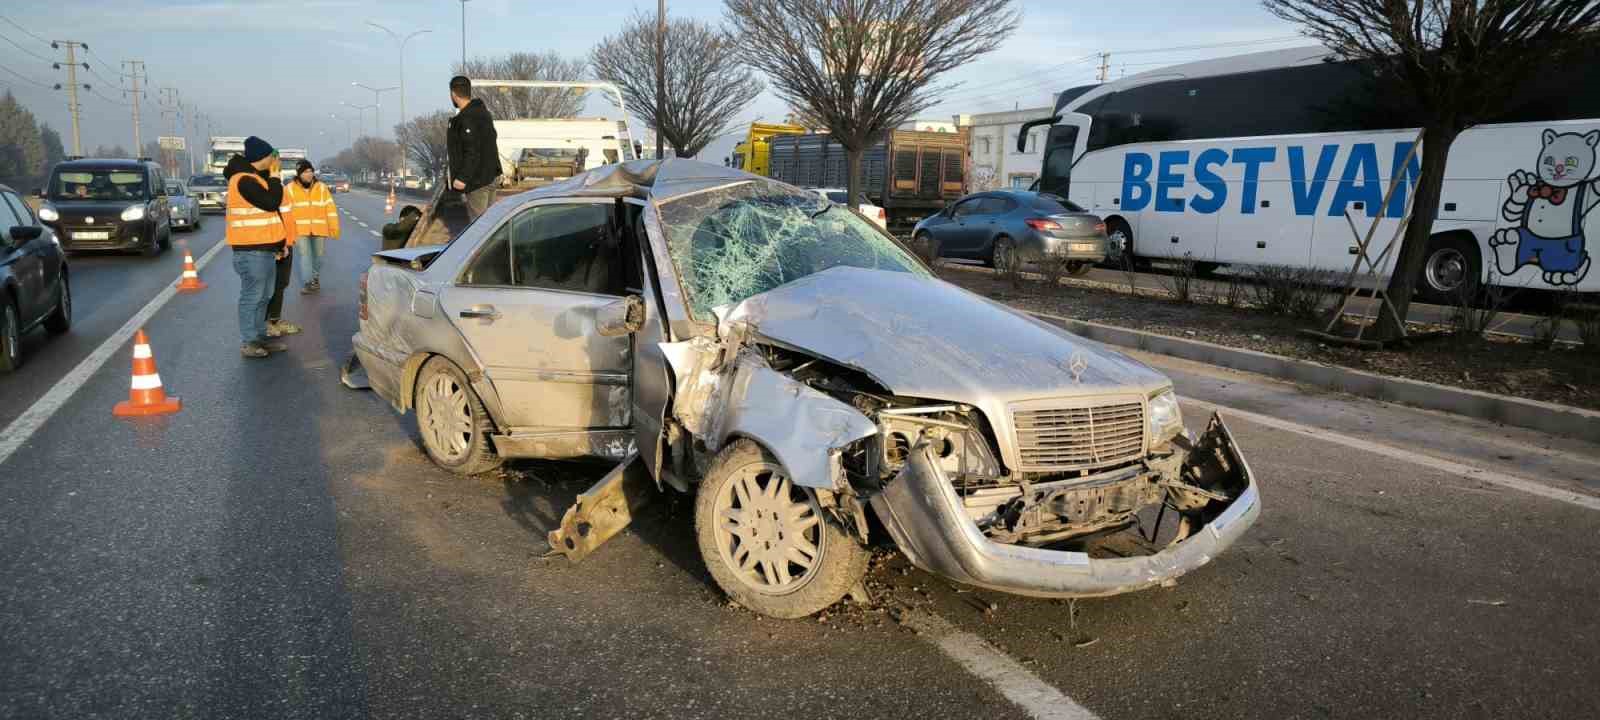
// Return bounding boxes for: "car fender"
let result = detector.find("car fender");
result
[716,360,877,490]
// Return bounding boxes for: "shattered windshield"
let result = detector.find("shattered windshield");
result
[658,179,930,321]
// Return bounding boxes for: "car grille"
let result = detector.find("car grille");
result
[1010,399,1145,472]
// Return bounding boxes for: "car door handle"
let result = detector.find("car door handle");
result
[459,305,501,322]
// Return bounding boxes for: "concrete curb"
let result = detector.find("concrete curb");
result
[1028,310,1600,444]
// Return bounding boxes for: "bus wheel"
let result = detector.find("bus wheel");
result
[1418,235,1480,305]
[1107,219,1140,270]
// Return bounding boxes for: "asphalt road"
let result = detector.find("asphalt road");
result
[1,188,1596,719]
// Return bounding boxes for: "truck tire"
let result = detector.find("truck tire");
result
[694,440,869,619]
[413,356,502,476]
[1417,234,1481,305]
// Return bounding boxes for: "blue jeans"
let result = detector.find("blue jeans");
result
[232,248,276,344]
[295,235,325,284]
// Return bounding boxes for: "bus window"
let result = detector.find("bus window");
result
[1038,125,1078,197]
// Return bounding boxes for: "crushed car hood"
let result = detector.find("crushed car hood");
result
[720,266,1169,403]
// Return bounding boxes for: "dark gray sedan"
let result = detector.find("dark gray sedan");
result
[913,190,1106,275]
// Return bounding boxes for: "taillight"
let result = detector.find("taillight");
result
[1024,218,1062,231]
[1094,222,1107,234]
[877,207,886,220]
[357,271,369,321]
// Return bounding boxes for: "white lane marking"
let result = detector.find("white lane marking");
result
[356,221,368,228]
[0,238,228,466]
[368,230,380,237]
[1187,398,1600,512]
[901,610,1100,720]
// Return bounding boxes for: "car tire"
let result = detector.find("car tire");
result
[694,439,869,619]
[413,356,502,475]
[43,271,70,335]
[1417,234,1480,305]
[0,297,21,373]
[1066,261,1094,277]
[159,227,172,251]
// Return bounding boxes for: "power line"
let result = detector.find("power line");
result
[0,28,51,62]
[86,85,129,106]
[0,62,50,88]
[0,14,50,47]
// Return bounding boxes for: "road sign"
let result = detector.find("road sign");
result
[158,136,185,151]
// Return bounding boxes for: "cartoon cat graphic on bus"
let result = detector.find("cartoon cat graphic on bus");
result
[1490,128,1600,286]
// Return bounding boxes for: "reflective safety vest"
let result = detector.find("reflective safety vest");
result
[283,180,341,238]
[225,172,289,247]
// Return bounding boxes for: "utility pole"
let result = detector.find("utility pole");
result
[1096,52,1110,83]
[183,103,197,175]
[52,41,87,156]
[122,60,146,157]
[655,0,665,159]
[159,87,180,175]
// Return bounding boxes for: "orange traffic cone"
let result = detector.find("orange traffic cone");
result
[175,251,206,293]
[113,329,181,417]
[385,182,395,215]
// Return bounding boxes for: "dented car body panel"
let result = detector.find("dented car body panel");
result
[350,158,1261,602]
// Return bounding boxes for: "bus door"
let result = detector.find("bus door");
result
[1035,112,1089,201]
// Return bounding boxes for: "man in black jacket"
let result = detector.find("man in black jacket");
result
[447,76,500,221]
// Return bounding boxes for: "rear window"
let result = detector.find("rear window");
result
[50,170,148,201]
[189,175,222,186]
[1033,193,1084,214]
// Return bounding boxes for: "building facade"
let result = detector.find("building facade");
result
[957,106,1053,192]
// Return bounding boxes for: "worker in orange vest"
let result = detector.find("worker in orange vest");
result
[223,136,291,359]
[284,160,341,294]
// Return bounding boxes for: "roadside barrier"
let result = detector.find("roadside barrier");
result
[112,329,182,417]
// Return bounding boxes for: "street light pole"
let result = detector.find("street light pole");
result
[367,22,431,178]
[343,102,376,139]
[655,0,665,160]
[351,82,398,138]
[458,0,469,69]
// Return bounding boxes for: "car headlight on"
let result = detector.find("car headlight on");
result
[1147,386,1183,446]
[121,205,146,222]
[38,206,58,222]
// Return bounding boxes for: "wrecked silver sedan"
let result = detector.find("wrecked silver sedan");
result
[347,159,1260,619]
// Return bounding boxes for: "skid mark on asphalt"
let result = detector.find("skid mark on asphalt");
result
[0,239,229,467]
[1190,398,1600,511]
[899,610,1100,720]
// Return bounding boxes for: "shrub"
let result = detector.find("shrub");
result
[1035,250,1076,292]
[1245,264,1337,321]
[1159,252,1198,303]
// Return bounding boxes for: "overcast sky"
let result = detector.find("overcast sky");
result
[1,0,1302,169]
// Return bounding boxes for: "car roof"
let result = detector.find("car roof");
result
[56,158,152,169]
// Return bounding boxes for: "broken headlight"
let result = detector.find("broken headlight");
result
[1147,387,1183,447]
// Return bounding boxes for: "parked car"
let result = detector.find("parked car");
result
[163,179,202,232]
[344,159,1258,620]
[187,174,228,213]
[400,175,423,190]
[811,187,888,232]
[37,158,172,255]
[0,183,71,372]
[914,190,1106,275]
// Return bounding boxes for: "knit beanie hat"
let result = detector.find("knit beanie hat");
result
[243,136,274,163]
[296,159,314,174]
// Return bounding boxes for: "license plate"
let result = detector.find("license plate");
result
[73,231,110,240]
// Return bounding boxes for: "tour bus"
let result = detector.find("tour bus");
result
[1023,46,1600,301]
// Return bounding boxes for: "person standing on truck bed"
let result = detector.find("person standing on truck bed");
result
[223,136,291,359]
[446,75,500,221]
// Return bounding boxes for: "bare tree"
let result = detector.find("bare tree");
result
[350,136,401,179]
[725,0,1018,204]
[1264,0,1600,342]
[453,52,588,120]
[590,12,763,158]
[395,111,451,179]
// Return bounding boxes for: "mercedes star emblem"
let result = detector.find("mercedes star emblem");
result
[1066,351,1088,383]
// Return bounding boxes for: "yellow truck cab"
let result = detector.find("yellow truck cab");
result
[729,122,805,176]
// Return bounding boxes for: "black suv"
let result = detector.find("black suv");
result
[37,158,172,255]
[0,183,70,372]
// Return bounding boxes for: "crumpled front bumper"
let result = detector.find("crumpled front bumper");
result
[870,412,1259,598]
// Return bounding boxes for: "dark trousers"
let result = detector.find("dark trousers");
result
[267,251,293,321]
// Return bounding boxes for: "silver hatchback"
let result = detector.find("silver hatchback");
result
[346,159,1258,619]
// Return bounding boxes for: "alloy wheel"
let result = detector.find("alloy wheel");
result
[712,463,825,595]
[419,372,473,461]
[1425,247,1467,294]
[2,305,18,368]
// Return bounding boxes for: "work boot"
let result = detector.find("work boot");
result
[241,342,269,359]
[261,339,289,353]
[268,319,302,336]
[300,278,320,294]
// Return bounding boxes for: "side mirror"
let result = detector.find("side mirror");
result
[10,225,43,243]
[595,294,646,337]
